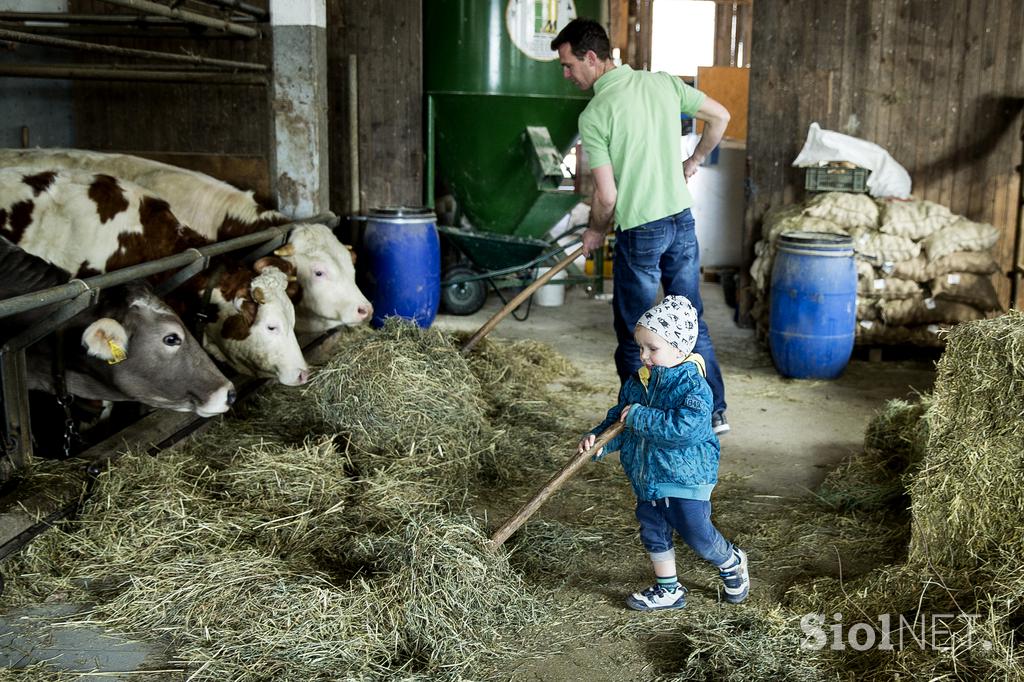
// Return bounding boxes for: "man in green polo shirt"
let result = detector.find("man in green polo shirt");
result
[551,18,732,435]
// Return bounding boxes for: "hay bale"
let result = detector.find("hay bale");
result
[908,311,1024,569]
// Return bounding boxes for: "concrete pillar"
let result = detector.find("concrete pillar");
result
[268,0,329,217]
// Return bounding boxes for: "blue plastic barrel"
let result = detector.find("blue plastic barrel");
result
[362,207,441,328]
[769,231,857,379]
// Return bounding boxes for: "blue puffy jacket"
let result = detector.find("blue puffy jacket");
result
[590,359,720,501]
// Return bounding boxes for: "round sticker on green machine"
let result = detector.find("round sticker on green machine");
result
[505,0,578,61]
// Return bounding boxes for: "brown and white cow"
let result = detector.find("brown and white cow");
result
[0,168,309,386]
[0,148,373,332]
[0,236,235,416]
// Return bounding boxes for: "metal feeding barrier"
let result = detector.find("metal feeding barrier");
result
[0,213,337,477]
[0,214,340,593]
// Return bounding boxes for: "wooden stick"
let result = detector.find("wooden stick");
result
[487,421,624,550]
[461,245,584,355]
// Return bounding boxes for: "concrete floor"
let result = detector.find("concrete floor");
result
[436,279,936,496]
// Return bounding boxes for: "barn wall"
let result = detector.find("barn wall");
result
[61,0,424,214]
[743,0,1024,313]
[63,0,273,200]
[0,0,74,149]
[326,0,423,216]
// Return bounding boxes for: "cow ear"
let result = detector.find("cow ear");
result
[81,318,130,362]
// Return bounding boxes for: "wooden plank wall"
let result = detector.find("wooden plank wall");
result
[67,0,425,214]
[68,0,271,189]
[326,0,422,216]
[743,0,1024,315]
[714,1,753,68]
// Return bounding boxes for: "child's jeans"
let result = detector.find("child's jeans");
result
[635,497,734,566]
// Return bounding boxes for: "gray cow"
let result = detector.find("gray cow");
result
[0,236,235,417]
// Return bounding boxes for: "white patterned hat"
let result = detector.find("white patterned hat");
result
[636,295,698,355]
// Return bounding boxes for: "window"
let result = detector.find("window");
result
[651,0,716,78]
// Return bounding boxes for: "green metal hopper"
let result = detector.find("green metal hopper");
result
[424,0,605,239]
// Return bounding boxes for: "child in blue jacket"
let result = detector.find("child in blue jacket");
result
[578,295,749,610]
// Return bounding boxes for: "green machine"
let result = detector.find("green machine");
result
[424,0,605,237]
[424,0,607,314]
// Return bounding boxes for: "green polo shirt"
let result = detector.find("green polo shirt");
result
[578,65,706,230]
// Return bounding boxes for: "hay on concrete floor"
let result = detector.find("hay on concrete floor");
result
[1,322,587,679]
[816,396,930,512]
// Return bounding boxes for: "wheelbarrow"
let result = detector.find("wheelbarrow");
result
[438,224,601,318]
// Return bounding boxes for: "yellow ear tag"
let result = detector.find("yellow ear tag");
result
[106,340,127,365]
[638,365,650,389]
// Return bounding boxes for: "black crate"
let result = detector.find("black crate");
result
[804,165,870,193]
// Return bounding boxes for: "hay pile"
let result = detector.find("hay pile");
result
[787,311,1024,680]
[816,395,929,512]
[8,310,1024,680]
[1,320,581,679]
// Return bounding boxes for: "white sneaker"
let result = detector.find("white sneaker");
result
[718,548,749,603]
[625,583,687,611]
[712,411,730,436]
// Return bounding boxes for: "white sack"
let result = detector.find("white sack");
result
[793,122,912,199]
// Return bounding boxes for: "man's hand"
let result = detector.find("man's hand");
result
[581,226,607,258]
[683,156,701,181]
[619,404,633,423]
[684,96,730,183]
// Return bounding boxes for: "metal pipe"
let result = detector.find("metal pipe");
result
[348,54,360,214]
[0,12,254,26]
[94,0,259,37]
[189,0,268,21]
[0,26,266,71]
[4,25,253,40]
[0,64,266,84]
[0,214,336,320]
[98,62,230,71]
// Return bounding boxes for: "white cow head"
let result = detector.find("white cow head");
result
[204,266,309,386]
[278,224,373,332]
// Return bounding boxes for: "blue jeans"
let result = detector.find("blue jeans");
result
[636,497,733,566]
[612,209,726,414]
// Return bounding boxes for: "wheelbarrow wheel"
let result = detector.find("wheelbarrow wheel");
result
[442,265,488,315]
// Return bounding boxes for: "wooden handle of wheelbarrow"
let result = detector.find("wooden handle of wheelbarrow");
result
[461,245,585,355]
[487,421,625,550]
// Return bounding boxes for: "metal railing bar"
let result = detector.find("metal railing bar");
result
[0,213,336,320]
[1,290,96,353]
[94,0,259,37]
[187,0,268,21]
[0,64,266,84]
[0,24,267,71]
[0,12,256,25]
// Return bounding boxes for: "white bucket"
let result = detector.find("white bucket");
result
[534,267,567,307]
